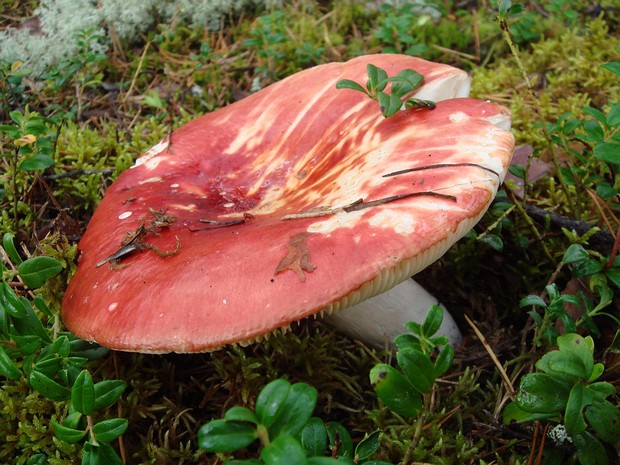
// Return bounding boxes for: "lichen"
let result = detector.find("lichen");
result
[0,0,281,76]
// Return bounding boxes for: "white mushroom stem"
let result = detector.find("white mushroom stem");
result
[324,278,461,348]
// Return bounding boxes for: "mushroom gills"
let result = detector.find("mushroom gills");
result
[324,278,461,347]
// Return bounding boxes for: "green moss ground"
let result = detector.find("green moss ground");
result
[1,1,619,464]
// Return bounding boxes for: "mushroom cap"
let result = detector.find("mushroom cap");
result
[62,54,514,353]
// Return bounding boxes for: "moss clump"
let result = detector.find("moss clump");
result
[471,17,620,148]
[0,379,79,465]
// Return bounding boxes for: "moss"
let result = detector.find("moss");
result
[471,17,620,148]
[0,379,79,464]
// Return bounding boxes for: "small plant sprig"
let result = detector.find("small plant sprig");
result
[1,233,127,464]
[520,244,620,346]
[336,64,436,118]
[198,378,391,465]
[504,333,620,465]
[370,305,454,418]
[369,305,454,464]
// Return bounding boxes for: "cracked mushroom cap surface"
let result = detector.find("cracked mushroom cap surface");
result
[62,54,515,353]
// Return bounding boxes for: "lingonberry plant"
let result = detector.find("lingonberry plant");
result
[504,333,619,465]
[198,378,391,465]
[336,64,436,118]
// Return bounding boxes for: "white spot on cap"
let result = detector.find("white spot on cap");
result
[222,299,227,305]
[108,302,118,312]
[223,202,234,208]
[175,203,196,211]
[170,183,180,188]
[449,112,469,123]
[118,211,132,220]
[369,211,417,235]
[139,176,162,185]
[133,139,169,169]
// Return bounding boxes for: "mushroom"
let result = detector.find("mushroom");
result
[62,54,514,353]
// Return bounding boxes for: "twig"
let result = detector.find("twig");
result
[465,315,515,399]
[524,203,614,253]
[45,169,114,181]
[382,162,499,178]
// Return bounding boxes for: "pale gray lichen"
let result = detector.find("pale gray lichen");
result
[0,0,105,76]
[0,0,281,77]
[547,424,573,446]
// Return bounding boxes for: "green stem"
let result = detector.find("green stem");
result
[497,8,577,217]
[399,390,432,465]
[12,148,18,227]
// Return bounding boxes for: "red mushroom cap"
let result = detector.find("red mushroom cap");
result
[62,55,514,353]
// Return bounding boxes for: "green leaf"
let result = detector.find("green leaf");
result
[92,418,128,442]
[574,431,610,465]
[325,422,353,458]
[479,234,504,252]
[0,345,21,380]
[2,233,22,264]
[602,61,620,77]
[394,334,422,352]
[198,419,257,452]
[515,373,571,413]
[433,344,454,377]
[404,321,421,335]
[607,103,620,127]
[12,297,51,343]
[519,295,547,308]
[51,419,87,444]
[1,281,27,318]
[81,443,99,465]
[33,295,53,317]
[366,64,388,92]
[585,400,620,444]
[69,339,109,360]
[18,154,55,171]
[563,244,589,264]
[26,454,47,465]
[260,434,307,465]
[397,348,435,393]
[536,345,591,383]
[29,370,70,401]
[387,69,423,98]
[377,91,402,118]
[72,370,95,415]
[369,364,422,417]
[9,110,24,125]
[268,382,317,439]
[63,411,83,429]
[82,441,123,465]
[502,401,558,424]
[573,258,604,277]
[594,142,620,164]
[421,304,443,337]
[307,458,343,465]
[300,417,327,456]
[255,378,291,428]
[585,382,617,401]
[224,406,258,424]
[355,430,381,461]
[565,383,587,436]
[18,256,63,289]
[335,79,367,94]
[557,334,594,379]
